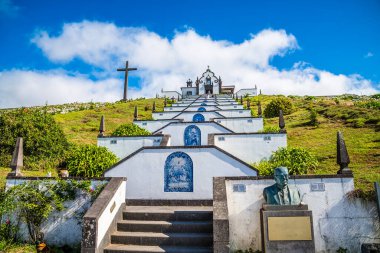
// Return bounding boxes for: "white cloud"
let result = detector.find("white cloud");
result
[364,52,374,58]
[0,70,123,108]
[1,21,378,108]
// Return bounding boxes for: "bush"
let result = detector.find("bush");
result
[253,147,318,175]
[1,180,102,244]
[259,126,281,133]
[308,109,319,126]
[0,109,69,169]
[66,145,118,177]
[263,97,294,118]
[111,124,151,136]
[352,118,366,128]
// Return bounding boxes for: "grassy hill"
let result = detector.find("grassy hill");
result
[1,95,379,198]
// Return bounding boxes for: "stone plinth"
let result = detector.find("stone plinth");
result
[261,204,315,253]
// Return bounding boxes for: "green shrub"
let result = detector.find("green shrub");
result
[308,109,319,126]
[111,124,151,136]
[66,145,118,177]
[259,126,281,133]
[2,180,102,243]
[253,147,318,175]
[0,109,69,169]
[263,97,294,118]
[352,118,366,128]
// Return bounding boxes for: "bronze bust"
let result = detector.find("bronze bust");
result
[263,167,301,205]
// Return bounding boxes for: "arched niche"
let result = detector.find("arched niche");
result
[164,152,193,192]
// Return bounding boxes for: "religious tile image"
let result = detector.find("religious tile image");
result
[184,125,201,146]
[164,151,193,192]
[192,113,205,122]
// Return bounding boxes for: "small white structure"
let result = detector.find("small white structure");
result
[104,146,257,200]
[235,86,258,97]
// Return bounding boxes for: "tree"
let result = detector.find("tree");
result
[0,109,69,169]
[263,97,294,118]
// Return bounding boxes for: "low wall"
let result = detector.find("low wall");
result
[214,176,380,253]
[82,177,126,253]
[216,109,251,118]
[213,133,287,163]
[213,117,263,133]
[152,122,232,146]
[5,176,109,246]
[98,135,164,159]
[133,119,181,133]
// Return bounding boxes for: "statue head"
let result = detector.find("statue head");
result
[274,167,289,189]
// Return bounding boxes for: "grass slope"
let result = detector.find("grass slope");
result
[1,96,379,196]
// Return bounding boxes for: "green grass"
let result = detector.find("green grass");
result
[1,95,379,197]
[53,98,164,145]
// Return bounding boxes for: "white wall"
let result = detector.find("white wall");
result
[152,111,181,120]
[5,179,107,246]
[192,102,218,106]
[214,133,287,163]
[213,118,263,133]
[217,102,239,106]
[134,120,181,133]
[164,106,187,112]
[236,88,257,97]
[184,106,219,111]
[181,87,197,97]
[217,105,244,110]
[216,109,252,118]
[153,122,232,145]
[104,147,257,199]
[98,136,163,159]
[96,180,126,248]
[225,177,380,253]
[173,111,225,121]
[161,91,180,98]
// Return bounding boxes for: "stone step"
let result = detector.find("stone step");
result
[104,244,213,253]
[110,231,213,246]
[123,206,213,221]
[117,220,213,233]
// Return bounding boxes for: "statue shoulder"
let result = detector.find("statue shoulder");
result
[263,184,277,194]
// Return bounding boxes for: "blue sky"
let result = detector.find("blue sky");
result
[0,0,379,107]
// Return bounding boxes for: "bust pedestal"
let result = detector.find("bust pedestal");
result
[260,204,315,253]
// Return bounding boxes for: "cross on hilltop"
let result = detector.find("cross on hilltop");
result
[117,61,137,101]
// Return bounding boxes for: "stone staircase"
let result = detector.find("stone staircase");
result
[104,205,213,253]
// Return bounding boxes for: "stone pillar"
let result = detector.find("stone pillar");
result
[9,137,23,177]
[336,131,352,175]
[98,115,105,137]
[134,106,138,120]
[279,110,286,133]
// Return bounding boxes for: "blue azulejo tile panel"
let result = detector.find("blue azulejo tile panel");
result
[164,152,193,192]
[184,125,201,146]
[198,107,206,112]
[193,113,205,122]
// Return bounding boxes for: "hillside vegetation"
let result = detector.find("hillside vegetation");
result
[0,95,379,198]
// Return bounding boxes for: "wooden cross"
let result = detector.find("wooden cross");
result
[117,61,137,101]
